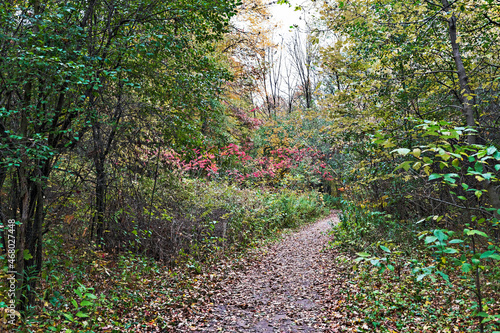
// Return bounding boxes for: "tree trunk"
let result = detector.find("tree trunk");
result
[442,0,476,144]
[16,165,28,310]
[95,157,106,246]
[442,0,500,227]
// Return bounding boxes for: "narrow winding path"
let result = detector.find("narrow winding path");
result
[188,212,340,332]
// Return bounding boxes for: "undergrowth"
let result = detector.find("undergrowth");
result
[329,199,500,332]
[4,179,327,332]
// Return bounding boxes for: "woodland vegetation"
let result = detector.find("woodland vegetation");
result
[0,0,499,332]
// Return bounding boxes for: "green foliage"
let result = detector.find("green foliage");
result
[331,199,419,253]
[15,177,327,331]
[331,202,500,331]
[0,0,241,313]
[331,118,500,330]
[334,257,483,331]
[318,0,500,330]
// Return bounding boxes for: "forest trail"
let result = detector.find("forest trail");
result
[186,212,341,332]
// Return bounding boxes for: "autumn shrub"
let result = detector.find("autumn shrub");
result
[250,111,336,191]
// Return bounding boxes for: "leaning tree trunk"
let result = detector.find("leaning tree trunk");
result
[442,0,500,224]
[442,2,476,145]
[442,3,500,331]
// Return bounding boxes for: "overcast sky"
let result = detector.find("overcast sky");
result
[269,0,304,35]
[249,0,318,105]
[269,0,314,42]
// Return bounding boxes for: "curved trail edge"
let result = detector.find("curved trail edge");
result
[186,212,341,332]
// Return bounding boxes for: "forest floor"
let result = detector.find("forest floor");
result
[179,212,350,332]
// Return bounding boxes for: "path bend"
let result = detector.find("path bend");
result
[186,213,340,332]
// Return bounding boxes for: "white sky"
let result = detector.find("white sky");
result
[268,1,314,95]
[269,0,313,42]
[238,0,318,106]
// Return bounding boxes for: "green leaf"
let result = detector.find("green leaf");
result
[424,236,437,244]
[443,248,458,254]
[396,160,412,171]
[71,299,78,308]
[443,173,457,183]
[437,270,449,281]
[480,251,499,259]
[416,273,427,281]
[466,230,488,238]
[462,263,472,273]
[84,293,98,299]
[62,313,74,321]
[380,245,391,253]
[434,229,446,242]
[23,249,33,260]
[448,239,464,244]
[76,311,89,318]
[429,174,442,181]
[391,148,411,155]
[80,300,93,307]
[487,146,497,155]
[387,264,395,271]
[357,252,371,257]
[481,172,492,181]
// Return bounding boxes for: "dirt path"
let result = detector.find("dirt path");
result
[186,212,340,332]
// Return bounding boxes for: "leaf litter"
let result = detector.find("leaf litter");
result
[179,212,349,332]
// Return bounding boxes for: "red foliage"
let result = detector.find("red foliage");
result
[141,142,333,185]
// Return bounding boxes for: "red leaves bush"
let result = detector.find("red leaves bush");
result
[140,142,333,188]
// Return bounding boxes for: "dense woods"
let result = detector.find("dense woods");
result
[0,0,499,331]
